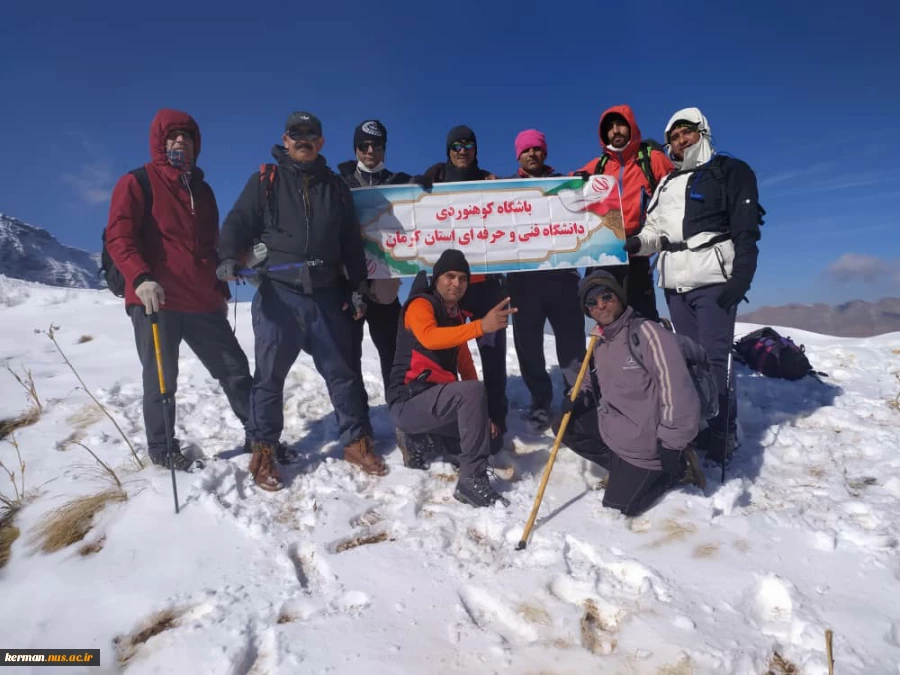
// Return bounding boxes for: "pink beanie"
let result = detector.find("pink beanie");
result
[515,129,547,157]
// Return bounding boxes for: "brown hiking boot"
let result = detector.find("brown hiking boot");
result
[344,435,389,476]
[681,445,707,491]
[249,441,284,492]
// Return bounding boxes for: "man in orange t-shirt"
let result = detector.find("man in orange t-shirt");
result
[386,249,515,508]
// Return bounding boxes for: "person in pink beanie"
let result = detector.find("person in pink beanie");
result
[506,129,586,433]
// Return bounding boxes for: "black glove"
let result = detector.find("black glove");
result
[573,170,591,182]
[658,446,684,477]
[624,237,641,254]
[411,173,434,190]
[560,392,591,416]
[216,258,237,281]
[716,278,750,311]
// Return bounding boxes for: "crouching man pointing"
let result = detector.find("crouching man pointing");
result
[387,250,514,508]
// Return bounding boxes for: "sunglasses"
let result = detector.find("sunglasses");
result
[356,141,385,152]
[288,129,320,142]
[450,141,475,152]
[584,291,615,308]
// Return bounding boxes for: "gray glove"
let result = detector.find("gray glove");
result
[216,259,237,281]
[135,280,165,315]
[351,290,367,319]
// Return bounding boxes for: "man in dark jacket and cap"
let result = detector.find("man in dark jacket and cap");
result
[218,111,388,492]
[552,270,705,516]
[105,108,253,472]
[420,126,509,453]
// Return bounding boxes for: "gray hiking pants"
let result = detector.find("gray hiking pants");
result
[389,381,490,479]
[129,306,252,457]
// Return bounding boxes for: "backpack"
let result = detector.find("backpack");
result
[596,141,660,193]
[99,167,153,297]
[627,317,720,423]
[733,327,825,381]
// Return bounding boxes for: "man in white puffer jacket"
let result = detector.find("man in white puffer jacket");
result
[623,107,764,466]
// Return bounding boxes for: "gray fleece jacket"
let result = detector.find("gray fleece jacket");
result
[581,307,701,471]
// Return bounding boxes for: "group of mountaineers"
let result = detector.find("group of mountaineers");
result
[103,102,764,514]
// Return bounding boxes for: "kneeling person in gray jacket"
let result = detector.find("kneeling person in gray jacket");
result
[552,270,704,516]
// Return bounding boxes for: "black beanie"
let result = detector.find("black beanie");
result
[354,119,387,149]
[577,270,627,316]
[446,125,477,155]
[431,249,471,284]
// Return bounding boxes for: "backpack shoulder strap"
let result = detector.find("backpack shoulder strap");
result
[594,153,610,175]
[258,163,277,228]
[626,318,650,374]
[128,167,153,223]
[635,143,659,193]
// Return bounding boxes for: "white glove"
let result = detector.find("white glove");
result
[135,280,165,315]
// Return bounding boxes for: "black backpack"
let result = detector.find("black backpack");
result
[733,327,825,381]
[99,167,153,297]
[626,317,720,424]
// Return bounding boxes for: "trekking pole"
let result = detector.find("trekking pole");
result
[721,351,733,485]
[150,314,180,515]
[516,334,599,551]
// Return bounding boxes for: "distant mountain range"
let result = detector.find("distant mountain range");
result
[739,298,900,337]
[0,213,101,289]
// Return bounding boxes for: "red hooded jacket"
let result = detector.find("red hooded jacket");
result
[105,109,227,313]
[574,105,674,237]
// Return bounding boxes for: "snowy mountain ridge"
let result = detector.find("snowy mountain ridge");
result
[0,213,102,290]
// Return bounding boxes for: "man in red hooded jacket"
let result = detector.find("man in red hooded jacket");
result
[575,105,673,320]
[104,108,253,471]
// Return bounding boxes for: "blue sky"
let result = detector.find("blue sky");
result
[1,0,898,311]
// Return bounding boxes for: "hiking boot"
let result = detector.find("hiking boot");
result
[681,446,707,491]
[453,474,509,508]
[526,408,550,434]
[396,429,431,470]
[150,449,204,473]
[276,443,301,465]
[249,441,284,492]
[700,429,738,468]
[344,436,389,476]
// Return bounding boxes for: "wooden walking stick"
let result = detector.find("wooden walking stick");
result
[516,334,599,550]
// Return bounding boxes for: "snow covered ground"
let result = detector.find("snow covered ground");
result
[1,274,899,674]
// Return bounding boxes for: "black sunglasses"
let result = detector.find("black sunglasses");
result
[449,141,475,152]
[288,129,320,142]
[584,291,615,308]
[356,141,385,152]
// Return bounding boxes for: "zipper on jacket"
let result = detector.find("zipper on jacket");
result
[714,245,729,280]
[301,176,312,256]
[181,174,195,216]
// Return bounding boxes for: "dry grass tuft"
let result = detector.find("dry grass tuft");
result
[30,489,126,554]
[334,531,390,553]
[41,324,143,469]
[276,609,294,624]
[766,651,799,674]
[692,543,719,558]
[4,363,43,414]
[77,335,94,344]
[517,603,552,626]
[0,506,21,569]
[114,608,184,665]
[657,655,694,674]
[431,472,457,483]
[0,407,40,441]
[78,536,106,557]
[580,600,617,655]
[648,519,698,548]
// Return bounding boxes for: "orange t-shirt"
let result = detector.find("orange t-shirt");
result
[404,298,481,381]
